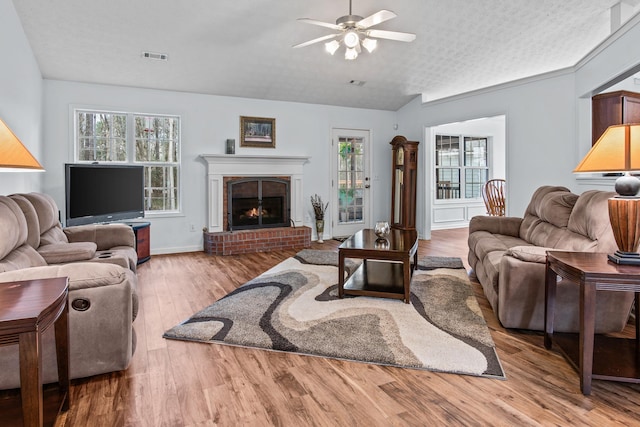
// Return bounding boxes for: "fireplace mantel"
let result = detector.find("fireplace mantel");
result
[200,154,310,233]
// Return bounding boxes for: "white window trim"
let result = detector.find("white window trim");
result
[71,107,183,216]
[434,133,492,205]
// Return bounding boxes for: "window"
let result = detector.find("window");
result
[77,112,127,162]
[134,115,179,211]
[435,134,488,200]
[75,110,180,213]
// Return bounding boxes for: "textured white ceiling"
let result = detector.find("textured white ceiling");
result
[11,0,637,110]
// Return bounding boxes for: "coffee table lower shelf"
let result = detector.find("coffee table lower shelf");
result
[342,260,406,301]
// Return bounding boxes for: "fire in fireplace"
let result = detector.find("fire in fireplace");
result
[227,177,290,230]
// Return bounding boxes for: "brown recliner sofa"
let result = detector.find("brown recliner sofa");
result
[10,192,138,271]
[0,193,138,389]
[468,185,634,332]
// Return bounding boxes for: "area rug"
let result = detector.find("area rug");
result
[163,250,505,379]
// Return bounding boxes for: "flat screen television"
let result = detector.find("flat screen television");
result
[65,163,145,226]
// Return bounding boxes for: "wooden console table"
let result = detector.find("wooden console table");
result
[0,277,70,427]
[544,251,640,395]
[338,228,418,304]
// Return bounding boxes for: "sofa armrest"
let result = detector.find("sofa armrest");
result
[64,223,135,250]
[0,262,137,320]
[469,215,522,237]
[37,242,97,264]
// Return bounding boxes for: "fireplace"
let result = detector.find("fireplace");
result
[200,155,311,255]
[200,154,309,233]
[227,177,290,230]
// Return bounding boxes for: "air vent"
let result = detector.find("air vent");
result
[348,79,366,87]
[141,51,168,61]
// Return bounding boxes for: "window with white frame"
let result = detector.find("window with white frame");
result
[435,134,488,200]
[75,110,180,213]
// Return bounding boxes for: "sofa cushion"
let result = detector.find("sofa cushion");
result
[537,191,579,228]
[20,193,69,245]
[0,196,29,260]
[520,188,579,248]
[504,245,552,264]
[40,226,70,246]
[37,242,97,264]
[567,190,618,253]
[519,186,571,243]
[8,194,41,248]
[468,230,529,260]
[0,244,47,273]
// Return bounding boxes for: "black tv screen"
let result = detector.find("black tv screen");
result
[65,163,145,226]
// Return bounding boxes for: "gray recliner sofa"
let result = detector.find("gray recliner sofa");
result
[0,193,138,389]
[468,185,634,333]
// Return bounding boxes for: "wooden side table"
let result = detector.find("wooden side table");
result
[544,251,640,395]
[0,277,70,427]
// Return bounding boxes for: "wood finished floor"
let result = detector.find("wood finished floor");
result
[7,228,640,426]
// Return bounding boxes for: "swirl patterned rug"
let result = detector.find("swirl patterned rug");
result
[163,250,505,379]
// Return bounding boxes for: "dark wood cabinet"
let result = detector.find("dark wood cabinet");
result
[592,90,640,145]
[390,135,419,231]
[125,221,150,264]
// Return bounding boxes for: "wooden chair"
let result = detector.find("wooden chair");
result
[482,179,506,216]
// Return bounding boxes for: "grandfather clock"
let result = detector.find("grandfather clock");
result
[390,135,419,230]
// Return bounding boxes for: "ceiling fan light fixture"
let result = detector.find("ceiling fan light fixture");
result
[343,30,360,49]
[325,40,340,55]
[362,37,377,53]
[295,2,415,61]
[345,47,358,60]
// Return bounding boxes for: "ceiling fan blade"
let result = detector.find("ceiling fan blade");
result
[297,18,342,31]
[367,29,416,42]
[292,33,339,49]
[357,10,397,29]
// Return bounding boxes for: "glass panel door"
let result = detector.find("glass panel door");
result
[332,129,370,238]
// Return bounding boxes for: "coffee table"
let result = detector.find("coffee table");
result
[338,228,418,304]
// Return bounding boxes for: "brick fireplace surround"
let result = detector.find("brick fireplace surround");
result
[203,227,311,255]
[200,154,311,255]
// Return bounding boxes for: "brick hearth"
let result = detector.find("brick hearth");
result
[203,226,311,256]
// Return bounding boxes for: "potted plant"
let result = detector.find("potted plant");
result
[310,194,328,243]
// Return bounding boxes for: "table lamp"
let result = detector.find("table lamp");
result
[0,118,44,171]
[574,123,640,264]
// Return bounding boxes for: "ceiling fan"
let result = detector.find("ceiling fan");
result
[293,0,416,60]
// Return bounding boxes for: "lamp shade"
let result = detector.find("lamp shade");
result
[0,118,44,171]
[573,124,640,173]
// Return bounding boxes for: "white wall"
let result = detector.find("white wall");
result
[0,1,43,194]
[42,80,398,253]
[398,70,577,220]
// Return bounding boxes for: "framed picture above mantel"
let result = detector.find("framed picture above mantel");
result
[240,116,276,148]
